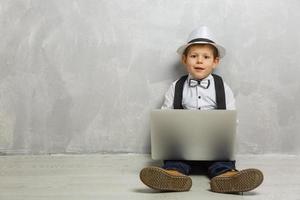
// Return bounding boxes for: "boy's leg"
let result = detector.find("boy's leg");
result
[139,160,192,192]
[207,160,236,178]
[207,161,263,193]
[162,160,191,175]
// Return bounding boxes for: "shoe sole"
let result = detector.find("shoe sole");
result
[210,168,264,193]
[139,167,192,192]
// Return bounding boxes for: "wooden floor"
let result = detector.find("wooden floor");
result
[0,154,299,200]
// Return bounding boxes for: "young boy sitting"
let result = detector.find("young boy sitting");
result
[139,26,264,193]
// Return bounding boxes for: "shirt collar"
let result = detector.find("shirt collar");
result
[187,74,213,82]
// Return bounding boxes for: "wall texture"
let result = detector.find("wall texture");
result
[0,0,300,154]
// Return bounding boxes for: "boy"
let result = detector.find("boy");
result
[139,26,264,193]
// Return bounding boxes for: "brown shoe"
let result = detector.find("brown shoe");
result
[210,168,264,193]
[139,166,192,192]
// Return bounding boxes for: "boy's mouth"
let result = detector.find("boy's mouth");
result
[194,67,205,71]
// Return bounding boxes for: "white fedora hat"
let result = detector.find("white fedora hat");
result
[176,26,226,58]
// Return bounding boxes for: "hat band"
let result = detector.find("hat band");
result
[188,38,215,44]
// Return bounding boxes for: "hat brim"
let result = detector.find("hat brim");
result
[176,42,226,58]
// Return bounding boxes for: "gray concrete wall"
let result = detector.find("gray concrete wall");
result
[0,0,299,154]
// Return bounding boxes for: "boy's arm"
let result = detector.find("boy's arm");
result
[161,83,176,109]
[224,82,236,110]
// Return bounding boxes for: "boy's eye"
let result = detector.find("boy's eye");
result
[204,56,210,59]
[190,55,197,58]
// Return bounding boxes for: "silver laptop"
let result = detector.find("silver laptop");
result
[151,110,237,161]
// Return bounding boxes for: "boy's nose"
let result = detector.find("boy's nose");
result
[197,58,203,63]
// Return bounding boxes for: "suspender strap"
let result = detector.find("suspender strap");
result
[212,74,226,109]
[173,74,226,109]
[173,75,188,109]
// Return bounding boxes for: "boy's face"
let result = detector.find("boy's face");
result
[182,44,219,80]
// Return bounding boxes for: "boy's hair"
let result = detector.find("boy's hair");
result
[183,43,219,59]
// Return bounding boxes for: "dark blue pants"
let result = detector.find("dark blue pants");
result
[163,160,236,178]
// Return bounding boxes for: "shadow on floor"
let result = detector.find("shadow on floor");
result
[131,188,179,194]
[206,189,260,196]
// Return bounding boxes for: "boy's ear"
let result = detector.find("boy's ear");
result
[212,57,220,69]
[181,55,187,65]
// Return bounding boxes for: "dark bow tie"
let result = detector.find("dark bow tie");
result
[188,79,210,89]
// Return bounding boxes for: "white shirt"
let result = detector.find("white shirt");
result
[161,74,236,110]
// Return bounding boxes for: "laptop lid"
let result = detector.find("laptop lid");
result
[150,110,237,161]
